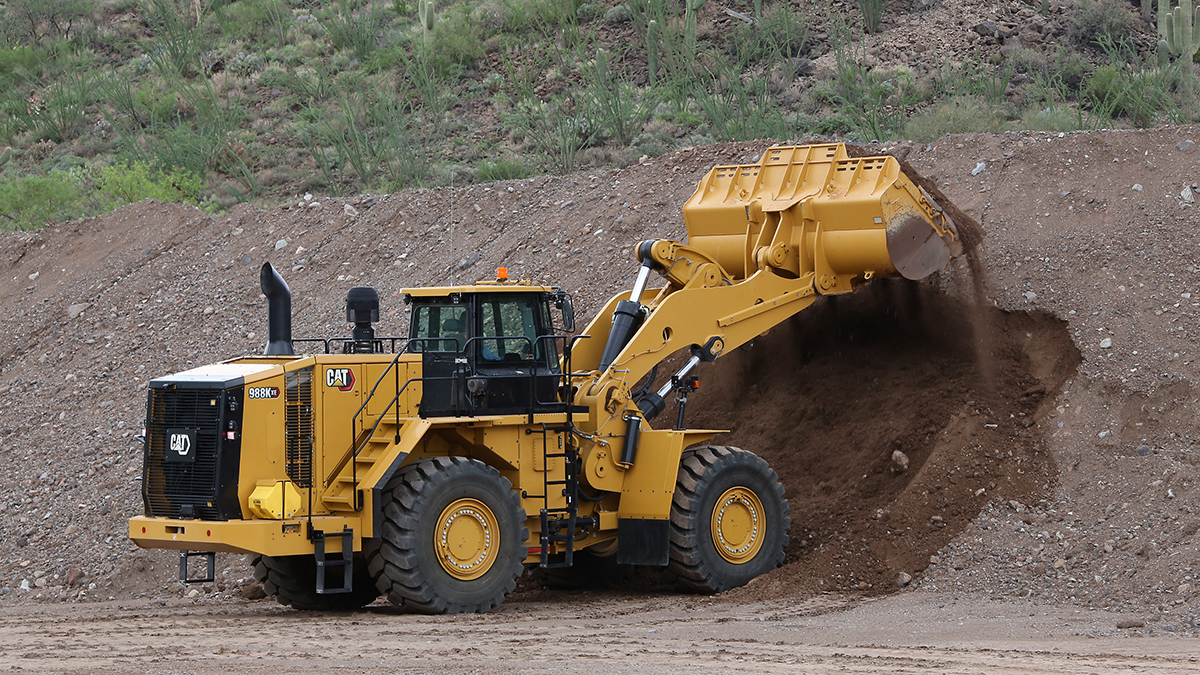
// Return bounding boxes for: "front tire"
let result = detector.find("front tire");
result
[368,456,528,614]
[668,446,789,593]
[251,553,380,611]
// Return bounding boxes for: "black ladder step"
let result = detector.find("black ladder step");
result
[312,527,353,595]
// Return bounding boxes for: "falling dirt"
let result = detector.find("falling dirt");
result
[689,278,1079,601]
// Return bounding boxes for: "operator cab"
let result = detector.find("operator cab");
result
[404,281,574,418]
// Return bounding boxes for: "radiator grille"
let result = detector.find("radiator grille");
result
[144,389,224,520]
[285,367,314,487]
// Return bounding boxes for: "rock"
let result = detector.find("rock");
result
[274,239,288,251]
[64,524,78,535]
[1099,337,1112,348]
[34,577,47,588]
[187,588,200,598]
[1116,619,1145,629]
[897,571,913,587]
[242,254,253,265]
[1183,187,1195,204]
[308,201,321,208]
[971,162,987,176]
[1024,291,1037,301]
[891,450,910,473]
[1178,140,1195,151]
[204,306,214,315]
[67,303,91,319]
[343,204,359,217]
[1053,558,1067,569]
[303,193,312,201]
[1137,444,1151,456]
[973,21,999,37]
[66,566,84,587]
[457,251,481,270]
[1132,184,1143,192]
[16,538,27,547]
[241,582,267,600]
[19,580,29,591]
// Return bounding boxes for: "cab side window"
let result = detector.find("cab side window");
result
[410,304,467,352]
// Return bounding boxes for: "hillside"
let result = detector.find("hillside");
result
[0,0,1197,229]
[0,126,1197,636]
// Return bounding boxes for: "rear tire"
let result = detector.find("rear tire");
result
[667,446,789,593]
[251,553,380,611]
[368,456,528,614]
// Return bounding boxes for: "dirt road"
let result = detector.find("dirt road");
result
[0,590,1195,673]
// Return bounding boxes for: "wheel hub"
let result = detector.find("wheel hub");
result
[711,486,765,564]
[435,498,500,580]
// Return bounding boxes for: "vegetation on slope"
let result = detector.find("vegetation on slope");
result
[0,0,1195,229]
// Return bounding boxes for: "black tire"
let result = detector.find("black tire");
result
[368,456,528,614]
[251,553,380,611]
[542,543,633,590]
[668,445,789,593]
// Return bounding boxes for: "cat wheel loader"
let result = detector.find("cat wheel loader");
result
[129,143,963,613]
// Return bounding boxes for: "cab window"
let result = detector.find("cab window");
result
[409,304,467,352]
[478,294,538,363]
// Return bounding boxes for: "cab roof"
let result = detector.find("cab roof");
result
[402,280,556,298]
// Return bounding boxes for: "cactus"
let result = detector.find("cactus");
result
[0,147,12,167]
[1159,38,1172,69]
[647,19,659,85]
[1164,0,1200,118]
[1144,0,1153,20]
[418,0,435,47]
[684,0,707,51]
[1159,0,1172,34]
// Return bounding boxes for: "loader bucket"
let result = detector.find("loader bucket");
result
[682,144,961,286]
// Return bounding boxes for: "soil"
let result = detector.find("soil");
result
[1,126,1199,666]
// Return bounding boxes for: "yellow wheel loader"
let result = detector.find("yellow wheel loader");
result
[129,143,963,613]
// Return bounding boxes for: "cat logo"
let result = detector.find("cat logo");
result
[326,367,355,391]
[165,429,196,464]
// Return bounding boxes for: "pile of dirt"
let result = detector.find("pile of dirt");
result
[689,279,1077,599]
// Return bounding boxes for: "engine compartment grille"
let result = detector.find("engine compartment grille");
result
[285,367,314,487]
[143,387,241,520]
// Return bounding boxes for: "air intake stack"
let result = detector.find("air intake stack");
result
[346,286,380,354]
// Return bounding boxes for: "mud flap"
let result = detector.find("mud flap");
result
[616,518,669,566]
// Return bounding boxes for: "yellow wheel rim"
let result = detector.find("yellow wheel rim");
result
[435,498,500,580]
[710,487,765,564]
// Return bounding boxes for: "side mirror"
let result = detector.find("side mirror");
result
[556,292,576,332]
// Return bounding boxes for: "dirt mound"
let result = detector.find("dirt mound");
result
[685,278,1078,598]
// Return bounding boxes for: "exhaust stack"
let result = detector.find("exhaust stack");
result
[260,263,294,356]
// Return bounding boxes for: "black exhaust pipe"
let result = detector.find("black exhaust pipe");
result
[260,263,294,356]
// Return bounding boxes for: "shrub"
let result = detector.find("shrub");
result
[216,0,292,46]
[322,0,388,60]
[1068,0,1137,50]
[476,157,531,181]
[903,96,1011,141]
[1019,105,1084,131]
[0,172,83,230]
[94,161,204,209]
